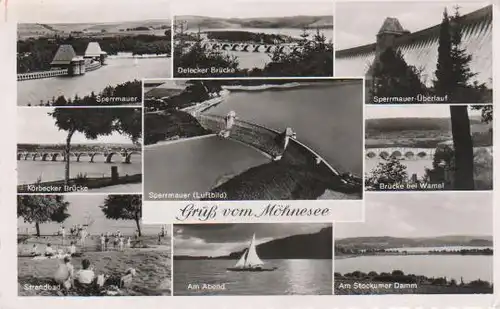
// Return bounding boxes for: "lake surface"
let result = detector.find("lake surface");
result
[18,56,171,106]
[144,136,270,199]
[18,159,141,184]
[174,259,332,295]
[335,255,492,283]
[207,82,363,176]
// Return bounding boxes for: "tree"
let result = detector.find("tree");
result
[365,157,409,190]
[17,195,70,236]
[434,7,482,102]
[49,108,142,186]
[449,105,475,189]
[49,108,116,186]
[370,47,427,100]
[434,8,454,97]
[100,195,142,236]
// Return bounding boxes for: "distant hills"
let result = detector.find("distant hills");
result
[365,116,493,148]
[175,226,332,260]
[175,15,333,30]
[335,235,493,249]
[18,20,170,38]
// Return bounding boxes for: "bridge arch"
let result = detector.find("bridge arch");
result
[32,153,41,161]
[75,153,89,162]
[51,153,63,161]
[23,153,31,160]
[124,151,141,164]
[417,151,428,158]
[89,152,104,163]
[221,43,230,50]
[105,152,120,163]
[390,150,402,158]
[366,151,376,159]
[379,151,389,159]
[404,151,415,159]
[17,153,22,160]
[41,153,51,161]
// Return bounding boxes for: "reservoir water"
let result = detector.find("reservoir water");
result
[207,82,363,176]
[174,259,332,295]
[335,255,492,283]
[18,55,171,106]
[17,158,142,192]
[144,82,363,199]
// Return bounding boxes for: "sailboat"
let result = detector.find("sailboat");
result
[227,234,277,272]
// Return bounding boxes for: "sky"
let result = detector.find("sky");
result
[173,0,333,18]
[15,0,170,23]
[17,194,167,235]
[335,192,492,239]
[17,108,135,145]
[174,223,330,257]
[365,105,483,119]
[335,1,490,50]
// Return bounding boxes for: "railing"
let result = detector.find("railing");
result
[85,61,101,72]
[17,69,68,81]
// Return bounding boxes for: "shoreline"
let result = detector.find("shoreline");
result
[18,174,142,193]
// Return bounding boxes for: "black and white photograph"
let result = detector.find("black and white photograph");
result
[365,104,493,191]
[172,1,333,77]
[17,107,142,193]
[335,2,492,104]
[17,194,171,296]
[17,0,171,107]
[173,223,332,295]
[334,192,493,295]
[143,78,363,201]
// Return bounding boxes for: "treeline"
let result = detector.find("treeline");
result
[28,80,141,107]
[174,29,333,77]
[335,270,492,288]
[335,247,493,255]
[144,111,210,145]
[17,34,171,73]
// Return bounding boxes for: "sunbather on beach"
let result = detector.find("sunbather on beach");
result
[75,259,95,287]
[54,256,74,290]
[45,244,55,257]
[31,244,40,256]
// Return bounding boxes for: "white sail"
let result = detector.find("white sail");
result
[234,249,247,268]
[244,234,264,267]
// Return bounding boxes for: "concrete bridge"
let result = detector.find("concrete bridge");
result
[191,41,303,53]
[366,146,493,160]
[335,5,492,88]
[366,148,436,160]
[17,151,141,164]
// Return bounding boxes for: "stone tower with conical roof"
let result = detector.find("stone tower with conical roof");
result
[375,17,409,57]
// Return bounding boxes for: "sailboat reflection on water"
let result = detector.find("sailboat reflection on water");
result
[226,234,278,272]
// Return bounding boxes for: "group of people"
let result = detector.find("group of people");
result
[59,224,88,247]
[31,241,79,258]
[100,231,132,252]
[53,256,138,293]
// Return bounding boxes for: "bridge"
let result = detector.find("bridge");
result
[186,41,303,53]
[17,42,107,81]
[366,146,493,160]
[366,148,436,160]
[17,151,141,164]
[335,5,492,88]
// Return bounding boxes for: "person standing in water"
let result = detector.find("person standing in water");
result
[119,236,124,251]
[127,237,131,248]
[100,234,106,251]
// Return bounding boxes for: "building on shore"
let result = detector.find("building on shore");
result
[84,41,108,64]
[50,44,86,76]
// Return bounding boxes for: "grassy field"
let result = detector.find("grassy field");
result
[334,278,493,295]
[18,235,171,296]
